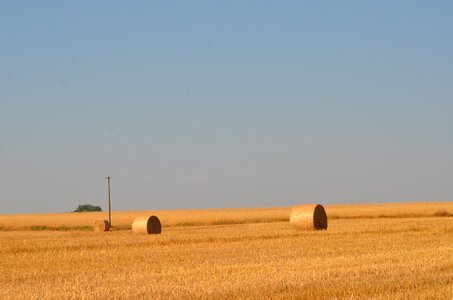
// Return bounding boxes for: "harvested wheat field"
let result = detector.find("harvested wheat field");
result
[1,202,453,299]
[1,201,452,231]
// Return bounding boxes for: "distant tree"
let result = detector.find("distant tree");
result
[73,204,102,212]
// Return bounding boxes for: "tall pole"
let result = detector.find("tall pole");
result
[106,176,111,226]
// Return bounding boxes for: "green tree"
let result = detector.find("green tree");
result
[73,204,102,212]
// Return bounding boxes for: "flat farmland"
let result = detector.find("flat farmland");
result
[1,201,452,230]
[1,202,453,299]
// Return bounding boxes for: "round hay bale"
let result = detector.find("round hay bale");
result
[93,219,110,232]
[290,204,327,230]
[132,215,161,234]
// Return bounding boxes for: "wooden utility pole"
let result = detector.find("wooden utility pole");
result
[106,176,111,226]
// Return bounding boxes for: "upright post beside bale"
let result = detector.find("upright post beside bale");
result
[106,176,112,227]
[132,216,162,234]
[290,204,328,230]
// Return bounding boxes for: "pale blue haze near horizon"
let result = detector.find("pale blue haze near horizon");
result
[1,1,452,214]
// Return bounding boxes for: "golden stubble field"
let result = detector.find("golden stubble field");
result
[1,201,452,230]
[1,201,453,299]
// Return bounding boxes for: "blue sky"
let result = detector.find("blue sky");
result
[1,1,452,213]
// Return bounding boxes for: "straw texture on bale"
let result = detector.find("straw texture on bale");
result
[132,215,161,234]
[290,204,328,230]
[93,219,110,232]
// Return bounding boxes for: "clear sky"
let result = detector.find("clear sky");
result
[1,1,452,214]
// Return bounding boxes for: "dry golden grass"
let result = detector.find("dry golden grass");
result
[326,201,453,219]
[1,215,452,299]
[0,206,290,231]
[0,201,452,231]
[0,202,452,298]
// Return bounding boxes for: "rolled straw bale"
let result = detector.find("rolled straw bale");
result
[93,219,110,232]
[290,204,327,230]
[132,215,161,234]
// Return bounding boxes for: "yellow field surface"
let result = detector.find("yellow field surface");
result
[0,201,452,231]
[0,206,290,230]
[1,216,452,299]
